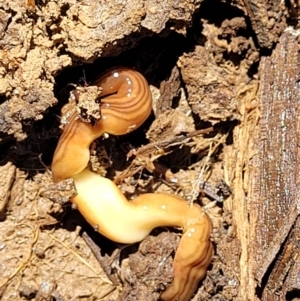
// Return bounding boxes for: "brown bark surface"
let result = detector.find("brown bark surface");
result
[249,32,300,301]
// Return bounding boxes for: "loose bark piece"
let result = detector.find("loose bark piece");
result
[249,32,300,301]
[255,201,300,284]
[39,178,77,205]
[264,218,300,295]
[157,66,181,116]
[82,232,120,286]
[282,222,300,296]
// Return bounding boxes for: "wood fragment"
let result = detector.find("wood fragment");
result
[156,66,181,116]
[249,32,300,300]
[82,232,120,286]
[255,201,300,284]
[282,223,300,296]
[265,218,300,294]
[39,178,77,204]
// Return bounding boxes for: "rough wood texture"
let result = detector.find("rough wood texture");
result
[249,32,300,300]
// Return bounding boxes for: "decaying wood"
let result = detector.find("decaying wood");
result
[249,32,300,301]
[242,0,287,48]
[255,201,300,285]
